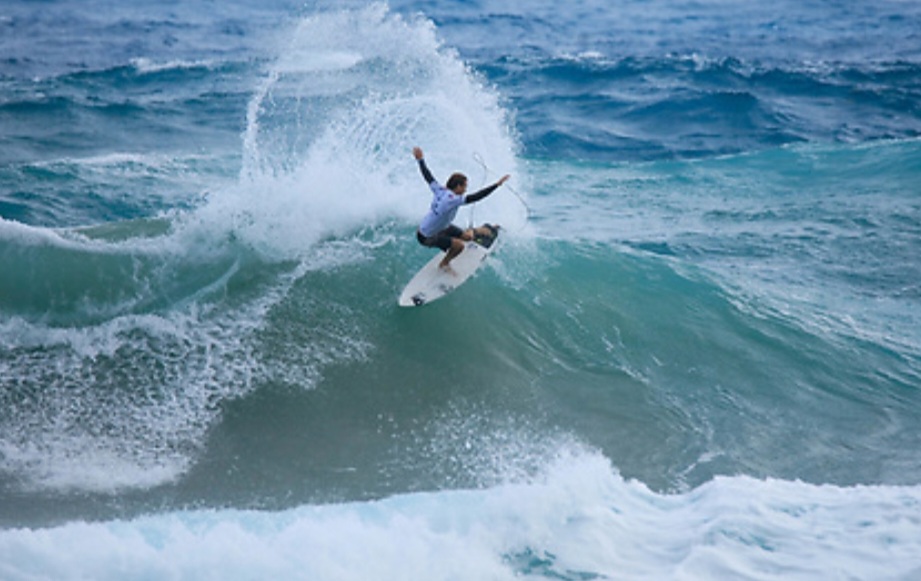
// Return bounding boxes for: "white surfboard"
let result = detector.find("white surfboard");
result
[398,227,499,307]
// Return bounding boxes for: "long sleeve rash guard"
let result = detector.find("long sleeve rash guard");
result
[417,158,500,237]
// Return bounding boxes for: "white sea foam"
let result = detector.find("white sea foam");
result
[129,57,216,75]
[0,449,918,580]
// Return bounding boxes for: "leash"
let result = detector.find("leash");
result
[472,152,532,222]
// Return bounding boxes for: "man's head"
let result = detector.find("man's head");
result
[447,173,468,194]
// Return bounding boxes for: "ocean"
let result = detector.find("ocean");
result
[1,0,921,578]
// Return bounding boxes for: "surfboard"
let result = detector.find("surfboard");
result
[398,226,499,307]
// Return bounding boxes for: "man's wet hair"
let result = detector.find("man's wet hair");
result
[447,173,467,191]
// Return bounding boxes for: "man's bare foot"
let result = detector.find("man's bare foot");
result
[439,262,457,276]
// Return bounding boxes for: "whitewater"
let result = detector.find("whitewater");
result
[1,0,921,579]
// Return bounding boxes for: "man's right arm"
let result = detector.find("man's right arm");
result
[413,146,436,185]
[418,158,436,185]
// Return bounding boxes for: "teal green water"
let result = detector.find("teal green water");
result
[1,1,920,578]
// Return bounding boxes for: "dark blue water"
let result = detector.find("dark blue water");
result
[1,1,920,578]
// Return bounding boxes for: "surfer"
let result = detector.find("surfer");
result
[413,146,509,272]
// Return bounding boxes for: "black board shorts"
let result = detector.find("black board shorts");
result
[417,225,464,252]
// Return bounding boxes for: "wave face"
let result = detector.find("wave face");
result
[2,0,921,578]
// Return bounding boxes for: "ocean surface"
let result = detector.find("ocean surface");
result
[2,0,921,578]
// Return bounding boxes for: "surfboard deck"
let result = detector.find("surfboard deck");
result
[398,227,499,307]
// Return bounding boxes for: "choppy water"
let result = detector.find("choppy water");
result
[1,1,921,579]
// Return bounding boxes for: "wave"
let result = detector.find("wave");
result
[530,137,921,353]
[0,233,895,501]
[0,212,273,493]
[129,57,222,75]
[3,160,920,499]
[0,152,228,226]
[1,450,918,580]
[0,59,240,113]
[0,54,253,172]
[486,54,921,160]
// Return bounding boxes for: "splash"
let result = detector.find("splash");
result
[225,3,524,259]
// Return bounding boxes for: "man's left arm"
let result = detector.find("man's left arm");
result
[465,175,510,204]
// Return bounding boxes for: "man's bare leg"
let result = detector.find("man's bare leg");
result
[439,237,465,274]
[439,225,498,273]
